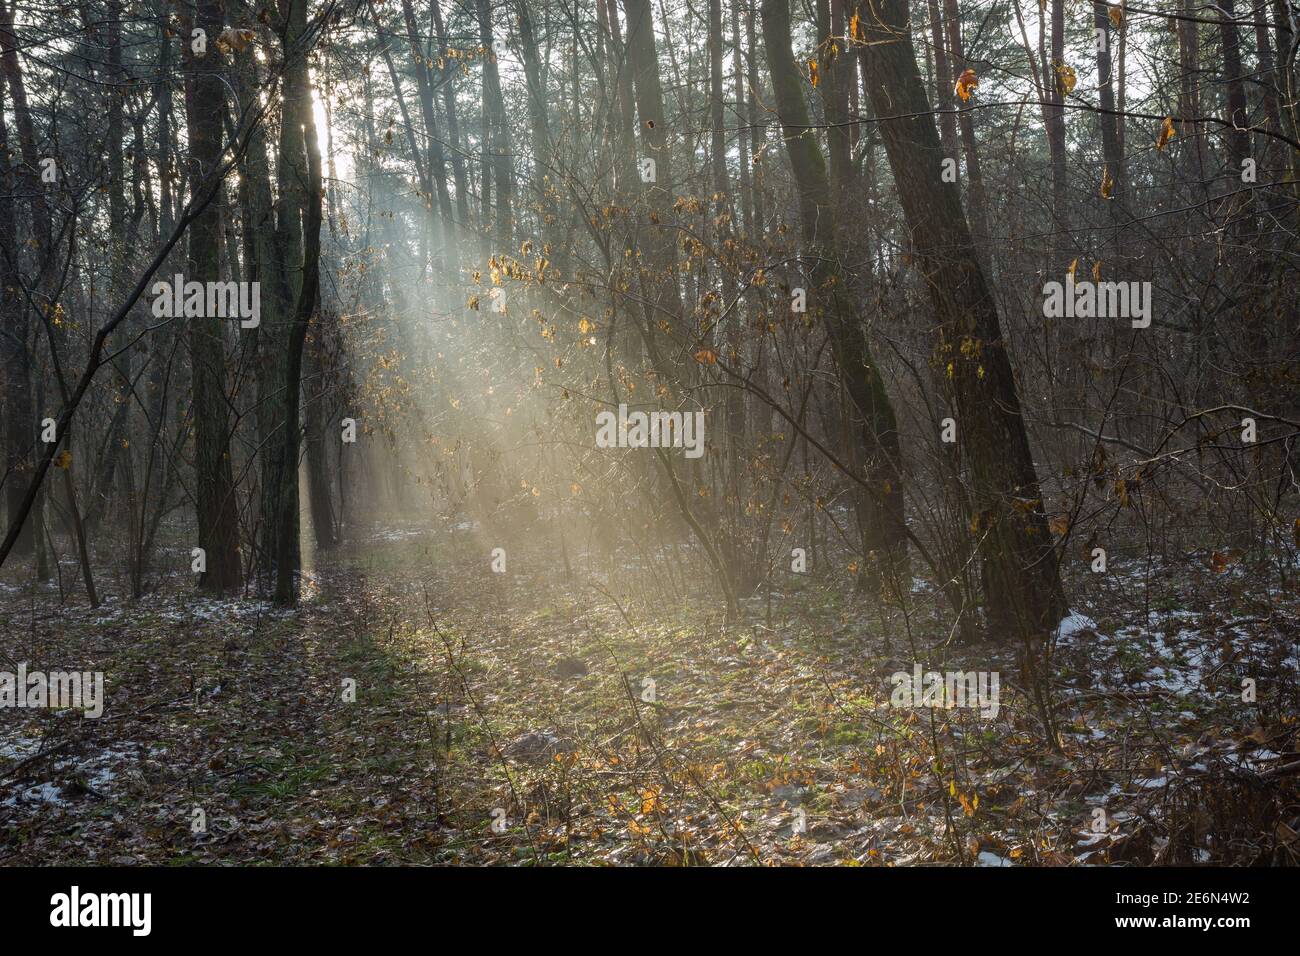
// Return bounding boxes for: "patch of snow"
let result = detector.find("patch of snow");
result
[1056,612,1098,643]
[0,735,43,762]
[2,781,65,808]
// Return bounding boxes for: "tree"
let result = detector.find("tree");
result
[761,0,908,582]
[182,0,243,594]
[857,0,1066,636]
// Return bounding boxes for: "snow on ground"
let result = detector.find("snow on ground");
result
[1056,611,1098,643]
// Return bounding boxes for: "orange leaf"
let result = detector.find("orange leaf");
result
[694,347,718,365]
[1210,549,1243,573]
[1055,63,1077,96]
[1156,116,1176,152]
[955,68,978,102]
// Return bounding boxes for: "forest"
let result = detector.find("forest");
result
[0,0,1298,868]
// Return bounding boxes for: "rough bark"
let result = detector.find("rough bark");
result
[184,0,243,593]
[761,0,908,578]
[857,0,1066,636]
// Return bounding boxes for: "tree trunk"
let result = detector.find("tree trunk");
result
[0,0,50,560]
[184,0,243,593]
[761,0,908,580]
[477,0,513,249]
[857,0,1066,636]
[399,0,456,270]
[431,0,471,230]
[274,0,324,605]
[1047,0,1066,238]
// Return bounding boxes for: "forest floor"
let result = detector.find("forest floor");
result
[2,524,1298,866]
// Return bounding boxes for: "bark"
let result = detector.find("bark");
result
[621,0,686,339]
[745,0,766,238]
[941,0,991,250]
[731,0,754,238]
[0,74,31,557]
[1092,2,1124,208]
[398,0,457,268]
[431,0,471,228]
[477,0,513,248]
[822,0,853,199]
[274,0,324,605]
[927,0,957,156]
[761,0,908,577]
[515,0,557,255]
[0,0,49,559]
[1047,0,1067,235]
[184,0,243,593]
[857,0,1066,636]
[1218,0,1253,221]
[304,332,337,551]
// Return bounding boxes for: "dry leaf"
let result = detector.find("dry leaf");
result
[1055,63,1077,96]
[1156,116,1176,152]
[1209,549,1243,573]
[955,68,978,102]
[216,27,255,54]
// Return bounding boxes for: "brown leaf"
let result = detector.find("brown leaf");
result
[1209,548,1243,573]
[955,68,978,102]
[1156,116,1176,152]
